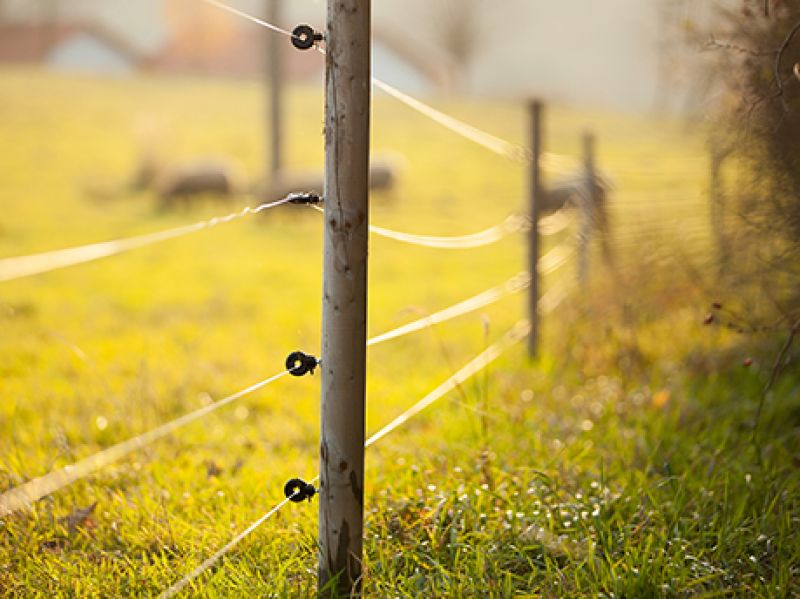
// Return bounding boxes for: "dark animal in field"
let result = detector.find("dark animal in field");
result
[153,159,244,209]
[368,159,398,191]
[543,173,609,214]
[546,172,614,268]
[129,155,245,210]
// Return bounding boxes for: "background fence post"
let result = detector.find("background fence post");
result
[528,100,542,358]
[709,140,728,277]
[577,131,595,289]
[266,0,283,181]
[319,0,371,595]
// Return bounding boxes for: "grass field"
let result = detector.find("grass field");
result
[1,68,798,597]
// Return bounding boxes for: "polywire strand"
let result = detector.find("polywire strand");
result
[367,239,573,347]
[606,220,714,241]
[538,209,575,236]
[607,193,707,207]
[160,319,532,597]
[199,0,577,175]
[0,260,574,515]
[368,221,509,249]
[620,220,713,233]
[2,0,584,505]
[311,205,536,250]
[158,492,301,599]
[612,231,713,257]
[539,243,575,275]
[540,280,572,314]
[200,0,296,38]
[613,231,713,254]
[0,370,292,517]
[370,78,578,175]
[614,244,710,264]
[0,197,292,283]
[366,271,530,347]
[610,213,709,226]
[608,227,712,244]
[370,78,527,164]
[606,214,712,231]
[608,201,707,211]
[365,319,530,447]
[609,225,711,238]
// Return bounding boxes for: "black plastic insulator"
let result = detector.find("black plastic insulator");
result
[291,24,323,50]
[287,192,322,205]
[284,478,316,503]
[286,351,318,376]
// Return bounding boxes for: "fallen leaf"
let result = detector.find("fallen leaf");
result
[205,459,223,478]
[40,538,67,552]
[61,502,97,534]
[652,389,671,409]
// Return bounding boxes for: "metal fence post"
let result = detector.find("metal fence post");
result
[709,141,729,277]
[528,100,543,358]
[266,0,283,180]
[578,131,595,289]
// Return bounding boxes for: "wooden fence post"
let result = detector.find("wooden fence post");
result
[577,131,595,289]
[528,100,543,358]
[319,0,371,595]
[709,141,728,277]
[266,0,283,180]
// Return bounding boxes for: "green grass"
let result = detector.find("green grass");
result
[0,68,798,597]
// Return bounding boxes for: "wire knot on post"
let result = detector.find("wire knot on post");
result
[285,351,318,376]
[284,478,316,503]
[287,192,323,205]
[291,24,323,50]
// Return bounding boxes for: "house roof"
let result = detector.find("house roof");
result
[149,24,446,88]
[0,22,145,65]
[0,18,449,90]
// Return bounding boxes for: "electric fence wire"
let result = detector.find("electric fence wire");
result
[605,218,718,241]
[539,242,575,275]
[366,242,569,346]
[6,3,592,588]
[158,491,302,599]
[0,196,577,285]
[0,197,293,284]
[159,319,531,598]
[538,209,575,236]
[201,0,577,175]
[608,227,712,245]
[0,250,575,516]
[0,370,292,517]
[0,7,701,285]
[311,206,574,249]
[367,273,526,346]
[368,217,516,249]
[201,0,297,38]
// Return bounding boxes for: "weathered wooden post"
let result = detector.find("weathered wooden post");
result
[528,100,543,358]
[319,0,370,595]
[266,0,283,180]
[577,131,595,289]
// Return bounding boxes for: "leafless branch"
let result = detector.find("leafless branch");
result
[705,34,776,57]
